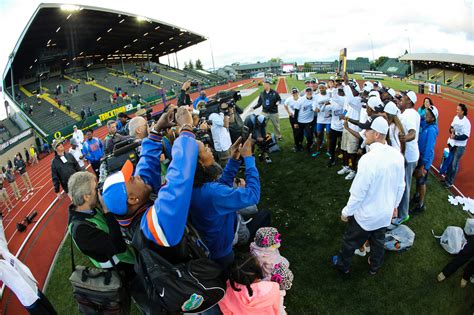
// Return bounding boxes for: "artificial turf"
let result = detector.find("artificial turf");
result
[45,77,473,314]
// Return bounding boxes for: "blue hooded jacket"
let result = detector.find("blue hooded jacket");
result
[418,122,438,170]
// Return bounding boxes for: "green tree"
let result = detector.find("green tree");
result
[303,62,312,72]
[195,59,203,70]
[374,56,389,69]
[188,59,194,70]
[269,57,282,63]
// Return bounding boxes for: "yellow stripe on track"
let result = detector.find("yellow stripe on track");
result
[39,93,81,121]
[19,85,33,97]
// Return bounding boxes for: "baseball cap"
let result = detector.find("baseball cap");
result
[305,87,313,92]
[387,88,396,98]
[368,90,380,98]
[368,116,389,134]
[384,101,400,115]
[291,87,298,94]
[427,105,439,121]
[257,115,265,124]
[102,160,134,215]
[52,138,64,150]
[310,79,318,84]
[374,81,383,88]
[304,79,310,84]
[73,125,78,129]
[318,82,327,87]
[367,97,384,112]
[402,90,417,104]
[363,81,374,92]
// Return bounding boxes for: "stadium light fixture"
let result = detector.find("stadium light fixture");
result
[47,39,51,45]
[187,41,191,44]
[179,33,184,36]
[159,42,164,45]
[169,37,174,41]
[29,65,33,69]
[61,5,81,11]
[155,26,160,30]
[79,51,84,55]
[66,14,72,20]
[179,45,182,48]
[107,28,112,33]
[137,16,149,22]
[143,32,148,36]
[34,59,37,63]
[115,49,119,53]
[119,19,125,23]
[56,27,61,32]
[133,39,138,42]
[96,37,101,41]
[150,46,155,50]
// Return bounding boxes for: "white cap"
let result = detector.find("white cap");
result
[384,101,400,115]
[369,116,389,134]
[427,105,439,121]
[363,81,374,92]
[367,97,384,112]
[257,115,265,124]
[369,90,380,98]
[374,81,383,88]
[405,90,417,104]
[387,88,396,98]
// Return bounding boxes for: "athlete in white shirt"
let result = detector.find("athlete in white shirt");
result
[332,117,405,275]
[69,138,85,169]
[445,104,471,188]
[284,88,302,151]
[319,90,346,166]
[394,90,420,225]
[294,87,316,152]
[312,84,332,157]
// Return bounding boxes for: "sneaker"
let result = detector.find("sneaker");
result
[325,152,331,158]
[331,255,349,274]
[365,245,371,253]
[460,278,468,288]
[311,151,321,157]
[367,256,378,275]
[265,157,272,164]
[437,272,446,282]
[345,171,356,180]
[410,204,425,215]
[354,248,366,257]
[409,195,420,208]
[337,166,350,175]
[391,215,410,226]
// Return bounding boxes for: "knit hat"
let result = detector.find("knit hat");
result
[254,227,282,248]
[270,262,293,290]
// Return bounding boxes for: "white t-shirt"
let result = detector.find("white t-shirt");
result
[320,97,345,132]
[343,85,362,132]
[450,115,471,147]
[401,108,420,163]
[209,113,232,152]
[69,147,85,168]
[294,97,315,123]
[388,123,405,152]
[284,97,299,116]
[313,94,332,124]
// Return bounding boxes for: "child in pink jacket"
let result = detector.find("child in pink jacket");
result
[218,253,280,315]
[250,227,290,280]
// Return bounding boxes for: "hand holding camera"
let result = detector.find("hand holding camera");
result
[241,135,254,158]
[154,105,177,132]
[230,137,243,160]
[176,107,193,130]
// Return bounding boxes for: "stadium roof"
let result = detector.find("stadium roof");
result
[399,53,474,67]
[4,3,207,80]
[233,61,281,71]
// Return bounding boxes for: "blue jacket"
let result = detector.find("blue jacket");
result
[81,137,104,163]
[418,122,438,170]
[193,96,209,109]
[190,157,260,259]
[418,107,427,130]
[138,131,198,247]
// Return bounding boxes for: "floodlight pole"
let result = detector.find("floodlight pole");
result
[209,39,216,72]
[9,54,15,101]
[167,54,171,67]
[175,53,179,69]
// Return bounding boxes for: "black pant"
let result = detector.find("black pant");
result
[246,209,272,242]
[329,129,343,162]
[27,291,57,315]
[338,217,386,272]
[442,236,474,279]
[296,122,314,151]
[289,117,301,149]
[90,160,101,178]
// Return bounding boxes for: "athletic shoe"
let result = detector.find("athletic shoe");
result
[265,157,272,164]
[410,204,425,215]
[354,248,366,257]
[311,151,321,157]
[331,255,349,274]
[437,272,446,282]
[460,279,468,288]
[345,171,356,180]
[367,256,378,275]
[409,195,420,208]
[325,152,331,157]
[337,166,350,175]
[391,215,410,226]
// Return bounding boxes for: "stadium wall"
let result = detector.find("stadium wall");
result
[0,129,35,167]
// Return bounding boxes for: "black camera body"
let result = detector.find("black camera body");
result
[190,80,199,87]
[199,90,242,119]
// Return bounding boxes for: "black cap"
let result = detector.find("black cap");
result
[118,112,129,118]
[291,88,298,94]
[305,87,313,92]
[310,79,317,84]
[304,80,311,84]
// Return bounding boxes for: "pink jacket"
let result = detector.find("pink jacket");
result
[218,281,280,315]
[250,242,290,280]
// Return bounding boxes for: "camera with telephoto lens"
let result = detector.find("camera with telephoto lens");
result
[98,138,141,190]
[190,80,199,87]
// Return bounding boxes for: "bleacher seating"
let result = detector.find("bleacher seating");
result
[345,57,371,73]
[0,118,24,144]
[411,68,474,91]
[378,58,409,77]
[11,62,224,135]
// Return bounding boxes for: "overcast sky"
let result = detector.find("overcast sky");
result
[0,0,473,118]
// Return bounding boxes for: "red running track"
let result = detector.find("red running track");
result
[276,77,288,94]
[0,79,256,314]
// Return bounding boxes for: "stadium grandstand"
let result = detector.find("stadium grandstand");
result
[400,53,474,91]
[376,57,410,77]
[1,3,225,142]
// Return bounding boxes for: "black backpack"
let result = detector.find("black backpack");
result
[131,222,226,313]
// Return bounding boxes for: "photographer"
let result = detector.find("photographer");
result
[128,116,148,140]
[253,80,282,140]
[244,114,272,163]
[104,120,130,154]
[208,104,233,167]
[190,135,265,271]
[177,80,194,107]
